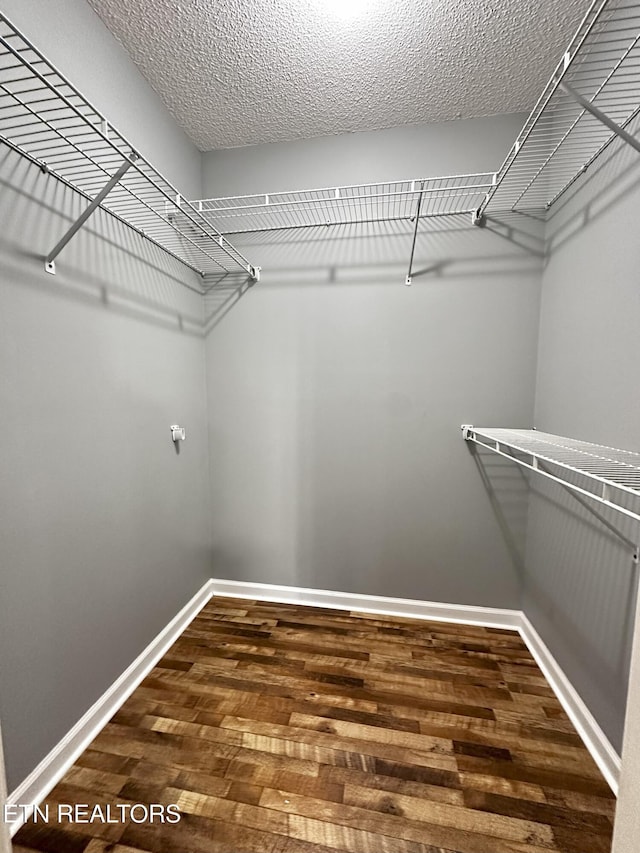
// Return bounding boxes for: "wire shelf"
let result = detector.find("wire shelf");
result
[463,426,640,529]
[0,14,258,279]
[3,0,638,272]
[482,0,640,215]
[193,174,496,235]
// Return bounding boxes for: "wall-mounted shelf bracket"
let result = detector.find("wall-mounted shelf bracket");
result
[535,455,640,562]
[45,153,138,275]
[462,425,640,563]
[249,266,261,282]
[559,80,640,157]
[471,210,486,227]
[405,181,424,286]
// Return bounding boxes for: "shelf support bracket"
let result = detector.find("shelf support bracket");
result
[405,180,425,286]
[559,81,640,156]
[45,153,138,275]
[534,458,640,564]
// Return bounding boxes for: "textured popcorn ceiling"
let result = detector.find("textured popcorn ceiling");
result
[87,0,593,150]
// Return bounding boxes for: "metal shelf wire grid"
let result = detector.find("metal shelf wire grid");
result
[193,174,496,235]
[464,427,640,524]
[0,14,257,278]
[482,0,640,215]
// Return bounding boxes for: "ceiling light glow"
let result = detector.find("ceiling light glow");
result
[317,0,369,20]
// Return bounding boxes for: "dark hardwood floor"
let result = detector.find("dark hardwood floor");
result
[14,597,616,853]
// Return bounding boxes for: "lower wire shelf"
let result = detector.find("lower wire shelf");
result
[462,426,640,552]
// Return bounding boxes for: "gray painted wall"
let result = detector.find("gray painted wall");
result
[202,115,542,607]
[524,121,640,751]
[0,1,211,790]
[203,114,528,198]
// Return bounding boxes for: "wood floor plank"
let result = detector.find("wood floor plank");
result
[266,789,560,853]
[14,597,616,853]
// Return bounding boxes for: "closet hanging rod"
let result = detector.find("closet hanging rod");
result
[462,426,640,548]
[0,14,260,280]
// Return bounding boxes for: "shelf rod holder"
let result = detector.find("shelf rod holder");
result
[405,180,424,286]
[45,153,138,275]
[559,80,640,156]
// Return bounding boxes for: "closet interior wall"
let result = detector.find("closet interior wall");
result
[201,114,541,608]
[523,112,640,752]
[0,0,211,790]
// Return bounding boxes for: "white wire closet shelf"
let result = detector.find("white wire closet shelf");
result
[0,14,259,279]
[482,0,640,216]
[462,426,640,533]
[192,174,496,235]
[2,0,639,277]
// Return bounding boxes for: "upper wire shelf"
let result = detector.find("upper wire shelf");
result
[0,14,258,279]
[482,0,640,215]
[2,0,639,279]
[192,174,496,235]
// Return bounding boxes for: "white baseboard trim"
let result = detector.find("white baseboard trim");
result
[210,578,621,795]
[0,725,12,853]
[518,613,621,796]
[6,577,620,838]
[6,579,214,837]
[208,578,522,631]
